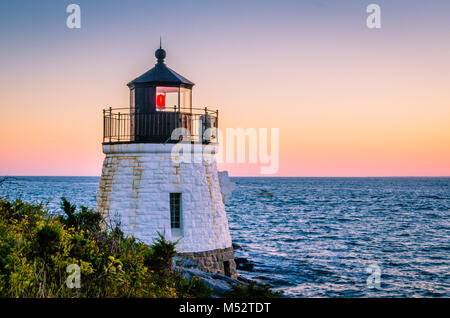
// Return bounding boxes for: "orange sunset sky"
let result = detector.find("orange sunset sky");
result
[0,0,449,177]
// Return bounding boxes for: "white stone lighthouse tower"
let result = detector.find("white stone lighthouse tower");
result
[96,45,236,277]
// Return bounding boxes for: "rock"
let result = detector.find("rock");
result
[173,257,197,268]
[218,171,236,203]
[257,189,274,197]
[235,257,254,271]
[232,243,242,250]
[174,262,278,297]
[174,265,240,296]
[236,275,254,284]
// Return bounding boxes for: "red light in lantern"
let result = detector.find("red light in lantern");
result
[156,94,165,108]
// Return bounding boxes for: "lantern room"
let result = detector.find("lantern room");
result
[127,45,194,113]
[102,44,218,144]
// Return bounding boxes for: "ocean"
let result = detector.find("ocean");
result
[1,176,449,297]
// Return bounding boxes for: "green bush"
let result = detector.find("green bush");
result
[35,223,61,257]
[59,197,102,232]
[0,197,212,298]
[144,233,177,274]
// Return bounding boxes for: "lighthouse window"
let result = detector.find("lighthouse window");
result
[156,86,179,111]
[130,88,135,108]
[179,87,191,110]
[170,193,181,229]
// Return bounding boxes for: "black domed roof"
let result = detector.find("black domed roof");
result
[128,46,194,87]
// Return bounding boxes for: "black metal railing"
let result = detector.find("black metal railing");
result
[103,107,218,144]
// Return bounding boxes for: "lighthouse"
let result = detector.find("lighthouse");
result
[96,44,237,278]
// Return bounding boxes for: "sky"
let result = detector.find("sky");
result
[0,0,449,177]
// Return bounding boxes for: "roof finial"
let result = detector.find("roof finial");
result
[155,38,166,63]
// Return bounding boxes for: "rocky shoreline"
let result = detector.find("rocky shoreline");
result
[173,244,278,297]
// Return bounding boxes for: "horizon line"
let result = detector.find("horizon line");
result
[2,175,450,178]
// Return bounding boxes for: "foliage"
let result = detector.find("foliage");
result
[59,197,102,233]
[224,281,283,298]
[143,233,177,275]
[0,197,212,298]
[177,275,213,298]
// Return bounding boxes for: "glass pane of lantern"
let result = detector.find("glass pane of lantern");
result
[180,87,191,111]
[156,86,179,111]
[130,88,135,108]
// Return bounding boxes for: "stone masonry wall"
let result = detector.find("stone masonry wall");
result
[177,246,237,279]
[96,143,233,254]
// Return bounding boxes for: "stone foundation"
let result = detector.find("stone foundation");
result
[177,246,237,279]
